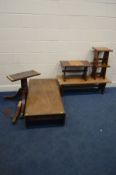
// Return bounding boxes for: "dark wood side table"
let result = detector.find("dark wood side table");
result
[5,70,40,124]
[60,60,90,81]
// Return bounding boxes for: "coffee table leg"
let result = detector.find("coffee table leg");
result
[99,83,106,94]
[83,67,88,80]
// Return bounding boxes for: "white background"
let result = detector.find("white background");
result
[0,0,116,90]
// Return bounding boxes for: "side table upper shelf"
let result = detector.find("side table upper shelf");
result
[60,60,90,81]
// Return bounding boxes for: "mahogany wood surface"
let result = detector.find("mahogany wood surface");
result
[25,79,65,118]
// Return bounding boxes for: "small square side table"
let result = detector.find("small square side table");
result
[5,70,40,124]
[60,60,90,81]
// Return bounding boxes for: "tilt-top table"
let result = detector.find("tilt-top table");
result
[5,70,40,124]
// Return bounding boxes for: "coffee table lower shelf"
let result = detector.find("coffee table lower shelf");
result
[57,76,111,93]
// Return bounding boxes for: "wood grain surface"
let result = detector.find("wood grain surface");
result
[60,60,90,67]
[25,79,65,117]
[58,76,111,85]
[7,70,40,82]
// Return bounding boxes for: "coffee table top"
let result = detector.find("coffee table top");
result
[25,79,65,117]
[7,70,40,82]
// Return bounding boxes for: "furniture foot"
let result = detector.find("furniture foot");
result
[4,88,22,100]
[99,83,106,94]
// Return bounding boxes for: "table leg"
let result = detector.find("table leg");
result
[91,66,97,79]
[83,67,88,80]
[21,78,28,90]
[5,78,28,124]
[4,78,28,100]
[98,83,106,94]
[12,101,22,124]
[12,89,27,124]
[63,69,66,81]
[4,88,22,100]
[21,89,28,116]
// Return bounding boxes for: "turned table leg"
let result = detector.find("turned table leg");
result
[6,78,28,124]
[4,88,22,100]
[5,70,40,124]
